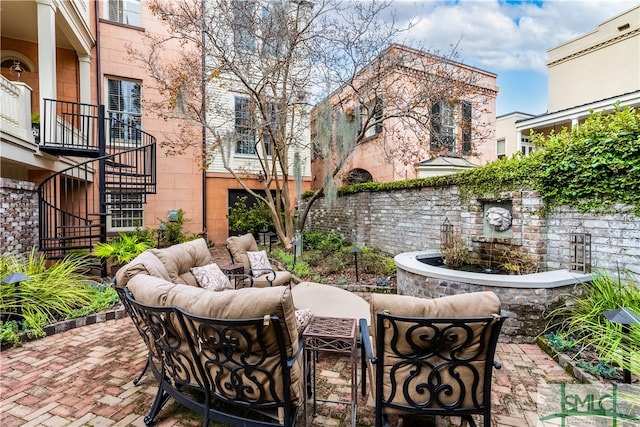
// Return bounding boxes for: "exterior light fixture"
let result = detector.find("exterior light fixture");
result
[256,170,266,183]
[9,60,24,79]
[2,272,30,318]
[440,218,453,252]
[603,307,640,384]
[351,246,361,283]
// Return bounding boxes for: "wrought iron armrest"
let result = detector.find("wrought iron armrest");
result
[231,274,254,288]
[287,337,305,370]
[359,318,376,363]
[250,268,277,282]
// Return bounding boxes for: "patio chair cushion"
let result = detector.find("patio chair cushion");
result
[151,238,212,286]
[190,263,232,292]
[226,233,259,274]
[247,250,271,277]
[369,291,501,414]
[114,250,170,287]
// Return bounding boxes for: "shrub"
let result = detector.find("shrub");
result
[441,236,469,267]
[356,246,396,276]
[159,209,200,246]
[0,249,115,345]
[94,232,153,265]
[227,197,274,236]
[303,231,344,253]
[545,270,640,377]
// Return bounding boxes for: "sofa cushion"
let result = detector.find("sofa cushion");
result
[151,238,211,286]
[226,233,259,274]
[247,250,271,277]
[190,263,232,291]
[114,250,169,287]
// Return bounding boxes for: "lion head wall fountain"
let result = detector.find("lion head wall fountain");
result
[394,199,592,343]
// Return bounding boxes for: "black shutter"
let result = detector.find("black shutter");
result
[462,101,472,155]
[430,102,441,151]
[374,96,383,134]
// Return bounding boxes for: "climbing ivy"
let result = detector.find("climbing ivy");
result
[532,106,640,214]
[304,106,640,216]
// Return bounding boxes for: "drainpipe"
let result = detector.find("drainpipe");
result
[201,0,207,235]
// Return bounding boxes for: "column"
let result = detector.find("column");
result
[78,54,92,105]
[37,0,57,109]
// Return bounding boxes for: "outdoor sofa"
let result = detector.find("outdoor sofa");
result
[113,238,305,426]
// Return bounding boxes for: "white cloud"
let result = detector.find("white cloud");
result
[396,0,637,73]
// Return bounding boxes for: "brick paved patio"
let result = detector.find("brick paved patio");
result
[0,314,577,427]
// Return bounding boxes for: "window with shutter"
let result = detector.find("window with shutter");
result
[107,78,142,144]
[361,96,383,139]
[431,100,455,151]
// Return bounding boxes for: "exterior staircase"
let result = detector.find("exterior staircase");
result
[37,99,156,259]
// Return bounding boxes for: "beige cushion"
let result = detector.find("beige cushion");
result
[245,270,292,288]
[151,238,212,286]
[126,275,303,404]
[247,250,271,277]
[226,233,259,274]
[190,263,232,292]
[114,250,169,287]
[369,292,501,414]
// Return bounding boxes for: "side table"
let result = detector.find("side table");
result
[303,316,357,427]
[218,263,244,287]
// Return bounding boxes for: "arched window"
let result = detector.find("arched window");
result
[345,168,373,185]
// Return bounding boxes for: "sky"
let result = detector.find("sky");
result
[391,0,639,116]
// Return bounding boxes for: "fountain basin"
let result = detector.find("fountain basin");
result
[394,251,592,343]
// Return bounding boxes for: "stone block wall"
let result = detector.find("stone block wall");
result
[397,268,583,343]
[304,185,639,279]
[0,178,38,258]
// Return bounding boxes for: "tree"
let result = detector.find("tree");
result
[131,0,492,248]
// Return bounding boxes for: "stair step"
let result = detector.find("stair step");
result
[39,146,100,158]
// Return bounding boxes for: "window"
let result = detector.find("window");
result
[521,135,534,156]
[235,97,256,154]
[107,192,144,231]
[497,138,506,159]
[360,96,383,139]
[107,0,140,26]
[430,101,455,151]
[232,0,256,52]
[107,78,142,143]
[234,97,273,156]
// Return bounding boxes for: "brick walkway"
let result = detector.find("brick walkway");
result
[0,315,576,427]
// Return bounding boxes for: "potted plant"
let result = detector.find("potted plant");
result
[93,233,152,275]
[31,113,40,143]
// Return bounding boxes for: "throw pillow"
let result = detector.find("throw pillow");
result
[295,309,314,334]
[190,263,232,292]
[247,250,271,277]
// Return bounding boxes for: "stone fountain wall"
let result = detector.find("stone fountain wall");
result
[303,185,640,279]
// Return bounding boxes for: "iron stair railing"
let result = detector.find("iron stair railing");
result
[37,99,157,259]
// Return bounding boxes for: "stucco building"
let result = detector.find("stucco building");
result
[310,44,498,188]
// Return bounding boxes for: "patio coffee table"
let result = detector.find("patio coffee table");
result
[303,316,358,427]
[291,282,370,324]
